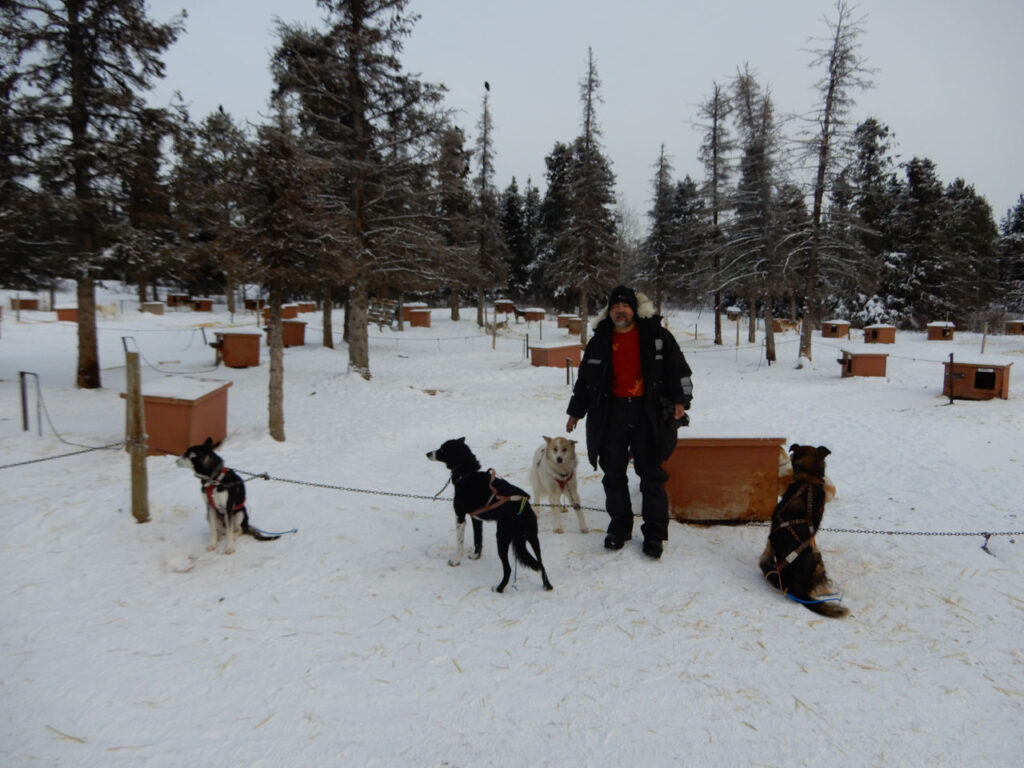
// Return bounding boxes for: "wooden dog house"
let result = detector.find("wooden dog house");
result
[838,349,888,378]
[864,324,896,344]
[402,302,428,322]
[125,377,232,456]
[244,298,266,310]
[1004,320,1023,335]
[495,300,516,314]
[821,320,851,338]
[264,320,306,347]
[213,330,261,368]
[943,359,1012,400]
[530,341,582,368]
[55,306,78,322]
[927,321,955,340]
[262,304,299,321]
[556,314,576,328]
[10,297,39,311]
[297,302,315,313]
[408,308,431,328]
[664,436,787,522]
[140,301,165,315]
[166,293,189,307]
[190,297,214,312]
[522,308,545,322]
[567,317,583,335]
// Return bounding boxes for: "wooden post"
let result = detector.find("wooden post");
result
[125,350,150,523]
[981,321,988,354]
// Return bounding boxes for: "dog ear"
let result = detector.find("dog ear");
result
[788,443,800,454]
[569,438,577,446]
[203,437,213,449]
[542,435,552,444]
[456,436,465,444]
[818,446,831,457]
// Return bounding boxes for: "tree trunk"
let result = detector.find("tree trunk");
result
[714,290,723,345]
[449,287,460,321]
[747,290,757,344]
[225,267,236,315]
[476,287,485,327]
[267,288,286,441]
[76,277,101,388]
[579,290,590,346]
[322,285,334,349]
[347,272,371,379]
[763,305,776,363]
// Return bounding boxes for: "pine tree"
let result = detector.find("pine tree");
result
[271,0,446,379]
[563,48,618,342]
[1,0,183,388]
[500,177,532,302]
[434,124,478,320]
[473,84,509,325]
[645,146,675,314]
[998,195,1024,311]
[171,108,252,311]
[696,82,735,344]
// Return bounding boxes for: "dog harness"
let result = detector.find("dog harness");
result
[203,467,245,518]
[553,469,575,491]
[470,469,528,519]
[766,482,819,573]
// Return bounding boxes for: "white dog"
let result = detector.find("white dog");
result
[529,435,587,534]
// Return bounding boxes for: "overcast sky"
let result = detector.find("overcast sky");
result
[145,0,1024,224]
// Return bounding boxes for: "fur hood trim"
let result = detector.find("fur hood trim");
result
[591,291,655,329]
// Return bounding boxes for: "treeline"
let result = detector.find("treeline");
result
[3,1,1023,391]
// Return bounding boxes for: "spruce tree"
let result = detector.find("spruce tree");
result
[1,0,183,388]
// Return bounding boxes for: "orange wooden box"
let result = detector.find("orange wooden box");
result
[55,306,78,322]
[522,308,545,322]
[838,349,888,377]
[864,324,895,343]
[214,331,261,368]
[265,320,306,347]
[943,361,1012,400]
[408,309,431,328]
[821,320,850,338]
[927,322,955,340]
[664,436,786,522]
[11,297,39,310]
[191,298,214,312]
[1005,320,1023,335]
[530,343,581,368]
[123,378,232,457]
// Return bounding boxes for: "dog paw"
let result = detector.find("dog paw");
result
[467,552,481,560]
[579,525,590,534]
[447,558,461,567]
[206,544,217,552]
[553,527,564,534]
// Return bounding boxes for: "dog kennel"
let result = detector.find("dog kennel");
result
[1005,320,1024,335]
[125,377,232,456]
[55,306,78,322]
[665,436,787,523]
[864,324,896,343]
[530,341,582,369]
[837,349,888,378]
[927,321,955,340]
[821,319,851,338]
[213,331,261,368]
[943,359,1013,400]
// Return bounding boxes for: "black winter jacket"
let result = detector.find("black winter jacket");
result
[566,312,693,468]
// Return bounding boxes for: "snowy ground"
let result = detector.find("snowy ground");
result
[2,285,1023,767]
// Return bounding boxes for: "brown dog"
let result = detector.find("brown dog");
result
[760,444,848,618]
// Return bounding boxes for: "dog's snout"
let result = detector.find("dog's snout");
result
[426,450,436,461]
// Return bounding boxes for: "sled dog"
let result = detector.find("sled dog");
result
[529,435,587,534]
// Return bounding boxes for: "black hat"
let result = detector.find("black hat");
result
[607,285,638,312]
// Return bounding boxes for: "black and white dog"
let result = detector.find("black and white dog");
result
[426,437,553,593]
[176,438,285,554]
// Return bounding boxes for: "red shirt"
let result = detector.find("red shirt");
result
[611,326,644,397]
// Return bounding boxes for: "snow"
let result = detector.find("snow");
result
[2,285,1023,767]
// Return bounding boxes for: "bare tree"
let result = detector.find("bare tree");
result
[797,0,872,360]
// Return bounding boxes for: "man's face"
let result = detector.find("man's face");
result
[610,301,635,329]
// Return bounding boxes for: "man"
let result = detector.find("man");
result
[566,285,693,559]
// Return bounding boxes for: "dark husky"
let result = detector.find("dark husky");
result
[759,444,849,618]
[176,438,285,554]
[426,437,553,593]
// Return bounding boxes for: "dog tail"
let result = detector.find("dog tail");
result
[243,522,297,541]
[512,535,543,571]
[803,600,849,619]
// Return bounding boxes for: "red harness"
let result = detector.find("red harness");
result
[203,468,245,517]
[554,469,574,490]
[471,469,527,518]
